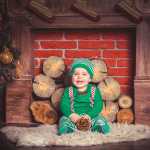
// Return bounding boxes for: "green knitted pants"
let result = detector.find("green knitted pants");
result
[58,114,111,135]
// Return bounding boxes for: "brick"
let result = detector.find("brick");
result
[33,50,63,57]
[117,59,133,67]
[32,41,40,49]
[103,59,116,67]
[117,33,130,40]
[33,68,41,76]
[116,41,130,49]
[108,68,130,76]
[40,41,76,49]
[79,41,114,49]
[102,32,117,40]
[32,31,63,40]
[33,58,40,68]
[64,59,74,66]
[103,32,129,40]
[103,50,130,58]
[65,50,101,58]
[65,31,100,40]
[36,58,48,69]
[121,86,133,95]
[40,58,46,66]
[114,77,133,85]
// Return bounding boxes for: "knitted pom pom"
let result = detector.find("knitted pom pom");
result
[91,58,107,83]
[43,56,65,78]
[98,77,121,101]
[33,74,56,98]
[70,58,94,78]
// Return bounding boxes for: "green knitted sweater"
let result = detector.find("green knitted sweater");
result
[60,84,103,119]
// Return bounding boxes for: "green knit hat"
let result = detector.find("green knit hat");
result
[70,58,94,78]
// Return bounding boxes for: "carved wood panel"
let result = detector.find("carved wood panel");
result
[134,80,150,125]
[5,80,32,124]
[136,19,150,78]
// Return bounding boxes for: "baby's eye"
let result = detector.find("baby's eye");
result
[73,73,79,76]
[82,73,87,76]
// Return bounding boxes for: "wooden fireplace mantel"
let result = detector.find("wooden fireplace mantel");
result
[5,0,150,125]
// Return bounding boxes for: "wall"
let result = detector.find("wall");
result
[32,29,135,95]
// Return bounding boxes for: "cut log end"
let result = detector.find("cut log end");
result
[30,101,58,125]
[117,108,134,124]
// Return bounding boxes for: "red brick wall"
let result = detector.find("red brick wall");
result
[32,30,135,95]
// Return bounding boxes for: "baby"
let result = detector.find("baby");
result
[58,59,110,135]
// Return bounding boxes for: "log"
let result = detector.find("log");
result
[27,0,55,23]
[51,88,64,111]
[91,58,107,83]
[98,77,121,101]
[71,1,100,22]
[30,101,58,124]
[117,108,134,124]
[115,0,143,23]
[101,101,119,122]
[33,74,56,98]
[118,95,133,109]
[43,56,65,78]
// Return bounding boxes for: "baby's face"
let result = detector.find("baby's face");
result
[72,67,91,91]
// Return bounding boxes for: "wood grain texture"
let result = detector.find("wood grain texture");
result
[136,20,150,78]
[134,79,150,125]
[5,80,32,124]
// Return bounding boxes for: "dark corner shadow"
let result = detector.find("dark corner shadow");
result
[0,131,17,150]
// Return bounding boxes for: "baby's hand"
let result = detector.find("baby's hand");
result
[69,113,80,123]
[81,114,91,121]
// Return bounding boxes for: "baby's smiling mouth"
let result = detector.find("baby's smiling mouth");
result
[76,80,84,84]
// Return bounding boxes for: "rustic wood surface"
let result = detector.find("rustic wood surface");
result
[134,80,150,125]
[8,0,136,28]
[5,80,32,124]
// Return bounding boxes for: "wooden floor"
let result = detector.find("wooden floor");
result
[0,131,150,150]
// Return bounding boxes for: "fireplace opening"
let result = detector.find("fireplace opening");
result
[2,0,150,126]
[31,28,136,124]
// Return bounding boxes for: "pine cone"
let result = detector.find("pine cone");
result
[76,116,91,131]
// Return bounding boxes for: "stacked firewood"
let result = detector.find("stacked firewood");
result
[91,58,119,123]
[31,56,65,125]
[91,58,134,124]
[31,56,134,125]
[117,95,134,124]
